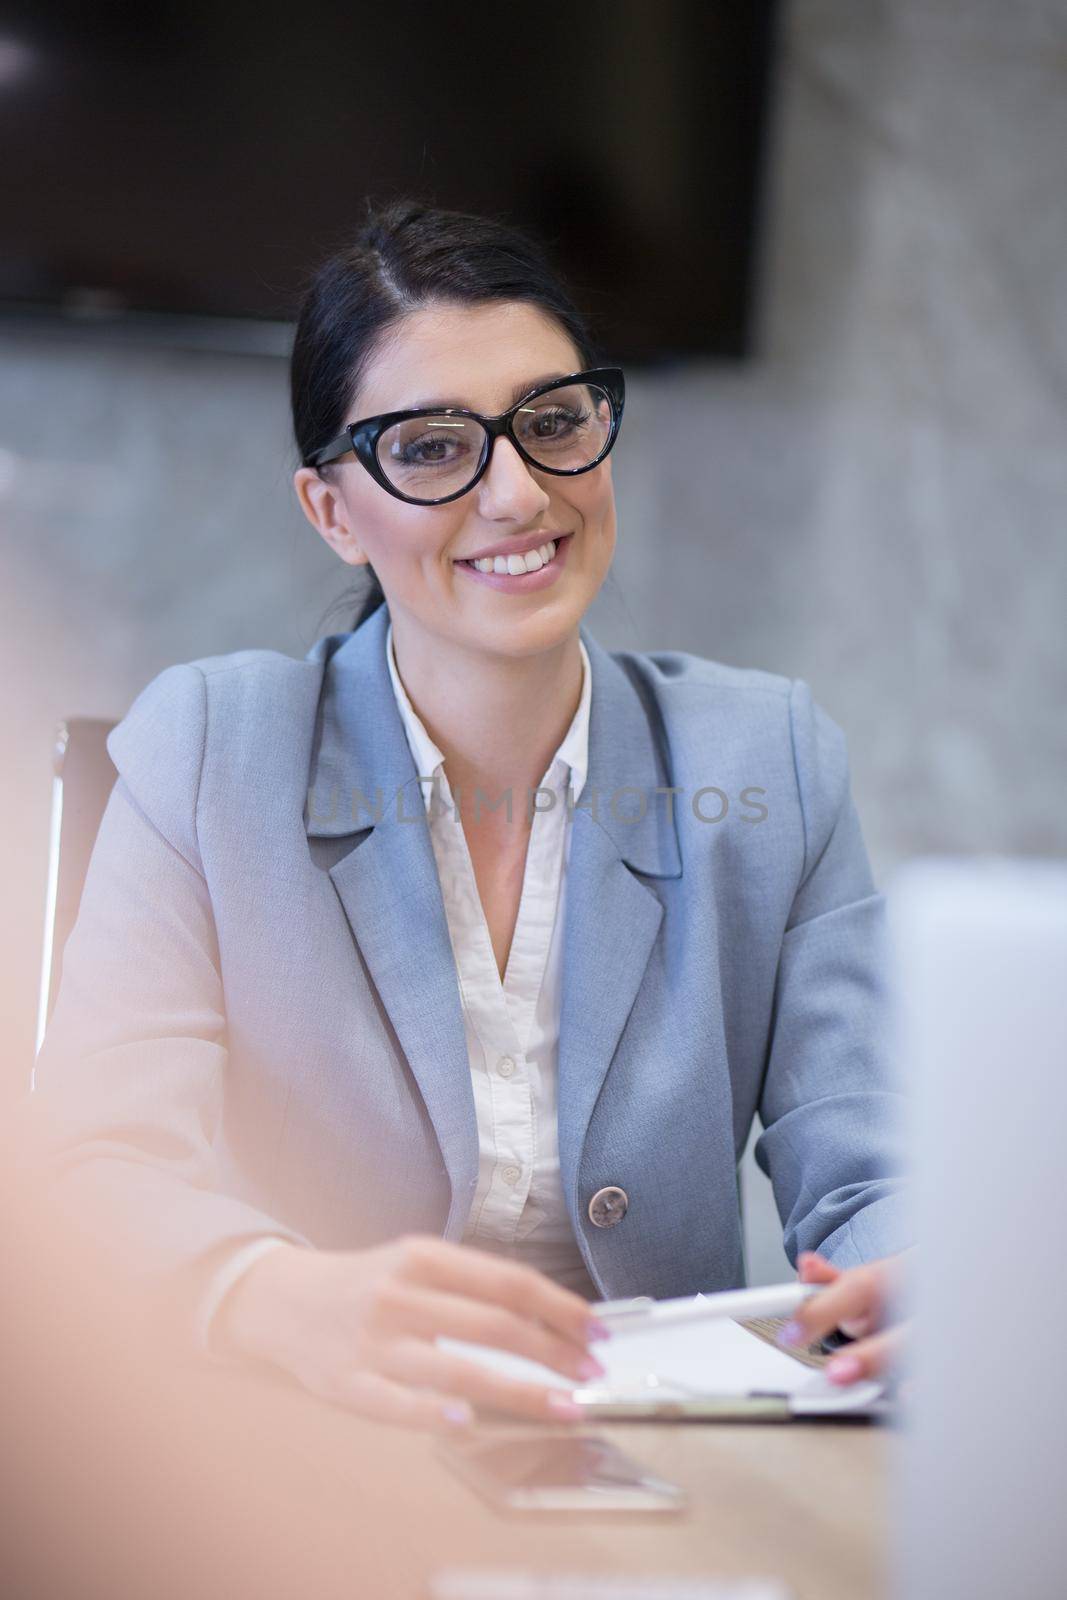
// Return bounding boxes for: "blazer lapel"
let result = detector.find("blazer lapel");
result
[304,605,479,1237]
[556,629,683,1220]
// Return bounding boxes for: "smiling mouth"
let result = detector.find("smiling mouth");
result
[456,534,572,574]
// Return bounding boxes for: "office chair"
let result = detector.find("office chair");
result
[35,717,118,1061]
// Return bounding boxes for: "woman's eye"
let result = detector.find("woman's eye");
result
[397,432,467,465]
[524,405,587,441]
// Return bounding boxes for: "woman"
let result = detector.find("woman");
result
[33,200,908,1430]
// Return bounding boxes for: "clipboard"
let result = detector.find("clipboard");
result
[440,1312,890,1424]
[565,1385,889,1423]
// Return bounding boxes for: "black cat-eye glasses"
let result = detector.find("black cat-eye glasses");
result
[304,366,625,507]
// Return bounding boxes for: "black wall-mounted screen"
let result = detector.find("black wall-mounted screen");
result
[2,1,781,361]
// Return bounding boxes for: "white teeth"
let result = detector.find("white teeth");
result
[471,539,558,576]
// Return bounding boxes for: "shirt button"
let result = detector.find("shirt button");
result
[497,1055,516,1078]
[500,1164,521,1187]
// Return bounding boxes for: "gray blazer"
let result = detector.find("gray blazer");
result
[33,600,907,1302]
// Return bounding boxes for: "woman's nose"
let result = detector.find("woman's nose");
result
[475,435,550,519]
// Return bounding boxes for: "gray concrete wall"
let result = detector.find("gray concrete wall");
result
[3,1,1064,1281]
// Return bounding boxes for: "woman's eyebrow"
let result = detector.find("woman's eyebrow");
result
[401,372,572,412]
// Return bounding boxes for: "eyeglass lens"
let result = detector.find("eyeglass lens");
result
[375,378,614,501]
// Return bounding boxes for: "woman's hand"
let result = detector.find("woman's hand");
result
[214,1234,609,1431]
[777,1249,911,1385]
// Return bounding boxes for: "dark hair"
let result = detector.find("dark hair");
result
[290,197,601,633]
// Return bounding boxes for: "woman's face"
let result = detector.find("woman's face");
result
[293,299,617,662]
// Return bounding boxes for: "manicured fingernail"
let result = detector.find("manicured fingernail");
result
[587,1319,612,1342]
[443,1401,474,1426]
[777,1320,806,1348]
[577,1355,606,1381]
[826,1354,863,1385]
[547,1392,584,1419]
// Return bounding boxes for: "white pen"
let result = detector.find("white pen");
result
[592,1280,822,1334]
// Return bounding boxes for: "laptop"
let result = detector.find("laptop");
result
[886,856,1067,1600]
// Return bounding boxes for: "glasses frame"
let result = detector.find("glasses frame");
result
[305,366,626,507]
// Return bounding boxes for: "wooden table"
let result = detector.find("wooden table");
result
[217,1379,889,1600]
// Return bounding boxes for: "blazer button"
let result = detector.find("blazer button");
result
[588,1186,629,1228]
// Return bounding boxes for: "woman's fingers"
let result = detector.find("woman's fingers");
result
[823,1324,907,1385]
[379,1336,584,1424]
[797,1251,840,1285]
[779,1261,887,1349]
[222,1239,609,1433]
[391,1236,602,1349]
[316,1367,477,1432]
[367,1278,607,1384]
[800,1253,868,1328]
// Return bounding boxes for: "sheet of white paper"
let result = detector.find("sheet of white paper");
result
[438,1302,883,1414]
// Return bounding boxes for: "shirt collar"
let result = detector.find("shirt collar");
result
[385,617,591,814]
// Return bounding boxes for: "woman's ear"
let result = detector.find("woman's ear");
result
[292,467,371,568]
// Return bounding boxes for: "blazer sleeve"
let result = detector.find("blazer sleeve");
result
[753,678,912,1270]
[28,662,311,1311]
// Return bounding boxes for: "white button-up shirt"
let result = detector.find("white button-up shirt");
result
[385,620,598,1299]
[198,616,598,1348]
